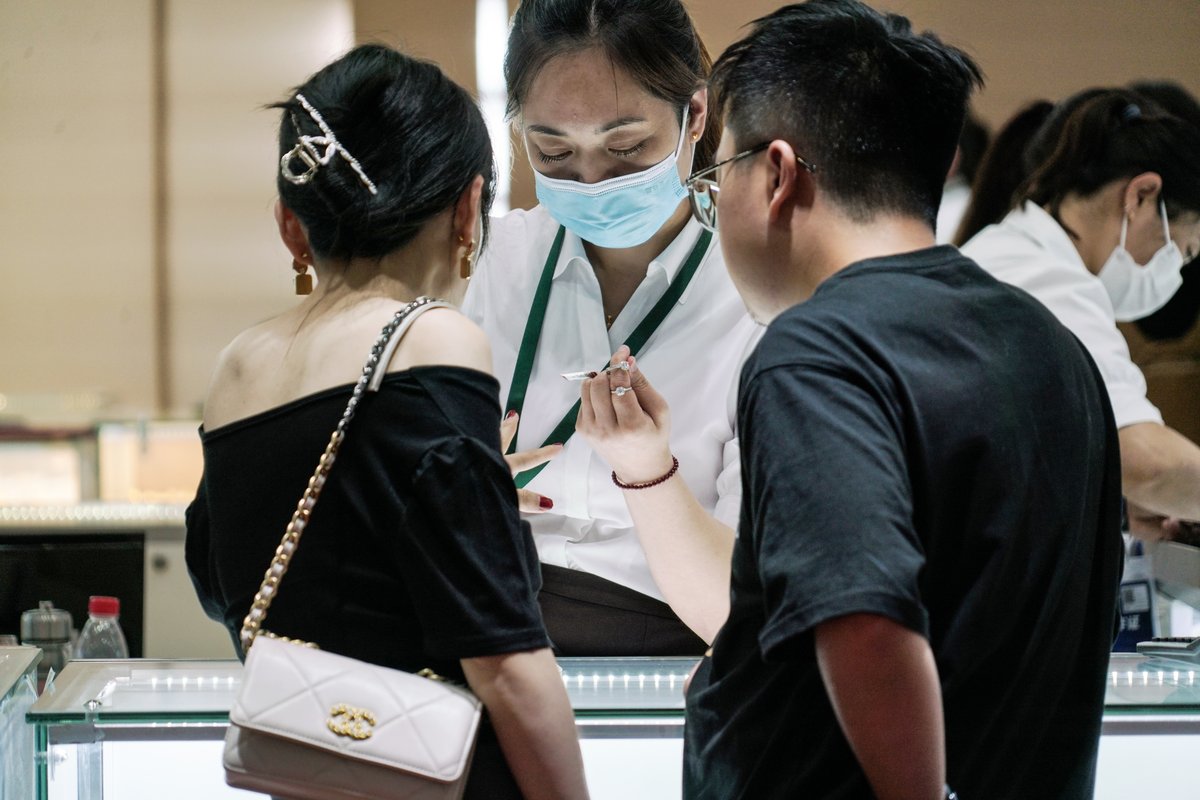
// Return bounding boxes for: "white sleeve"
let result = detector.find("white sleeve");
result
[986,249,1162,429]
[459,226,495,327]
[712,322,765,533]
[713,432,742,531]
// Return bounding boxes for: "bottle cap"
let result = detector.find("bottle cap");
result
[20,601,73,642]
[88,596,120,616]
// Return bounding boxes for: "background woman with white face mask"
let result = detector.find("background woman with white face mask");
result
[461,0,759,655]
[962,88,1200,539]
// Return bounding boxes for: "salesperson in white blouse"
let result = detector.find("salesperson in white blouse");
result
[963,88,1200,538]
[462,0,759,655]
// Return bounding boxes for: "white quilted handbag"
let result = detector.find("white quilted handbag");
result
[222,299,483,800]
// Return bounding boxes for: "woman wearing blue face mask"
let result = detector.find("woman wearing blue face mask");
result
[461,0,760,655]
[962,88,1200,539]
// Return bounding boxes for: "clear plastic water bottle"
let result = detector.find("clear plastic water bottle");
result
[74,596,129,659]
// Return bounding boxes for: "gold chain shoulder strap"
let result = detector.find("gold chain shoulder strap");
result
[239,297,450,653]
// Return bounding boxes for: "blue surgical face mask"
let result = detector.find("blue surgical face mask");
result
[531,109,691,249]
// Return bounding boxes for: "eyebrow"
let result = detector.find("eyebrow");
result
[526,116,648,136]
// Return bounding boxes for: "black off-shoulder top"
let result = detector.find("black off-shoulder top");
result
[185,366,550,682]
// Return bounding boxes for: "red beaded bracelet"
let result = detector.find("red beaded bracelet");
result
[612,456,680,491]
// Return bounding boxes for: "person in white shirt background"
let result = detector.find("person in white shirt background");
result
[935,114,989,244]
[462,0,760,655]
[952,99,1055,249]
[962,87,1200,540]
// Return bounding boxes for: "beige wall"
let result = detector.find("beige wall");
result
[2,0,1198,419]
[0,0,353,422]
[1,0,157,416]
[167,1,354,411]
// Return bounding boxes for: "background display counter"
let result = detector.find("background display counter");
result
[0,504,232,661]
[19,654,1200,800]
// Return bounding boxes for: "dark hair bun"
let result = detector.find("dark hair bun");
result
[273,44,495,261]
[1023,87,1200,219]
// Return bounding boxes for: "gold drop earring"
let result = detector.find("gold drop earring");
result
[292,253,312,295]
[459,236,477,280]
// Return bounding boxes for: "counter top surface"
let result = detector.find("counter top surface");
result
[0,502,186,532]
[23,654,1200,725]
[26,657,699,722]
[0,647,41,697]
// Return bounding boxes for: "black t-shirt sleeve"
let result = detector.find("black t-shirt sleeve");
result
[742,363,928,662]
[397,433,551,660]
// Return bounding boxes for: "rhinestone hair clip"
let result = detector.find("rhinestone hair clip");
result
[280,93,379,195]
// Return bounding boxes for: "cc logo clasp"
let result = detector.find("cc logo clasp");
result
[327,703,376,740]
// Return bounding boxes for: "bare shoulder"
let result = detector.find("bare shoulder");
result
[201,321,283,429]
[200,316,296,431]
[391,306,494,376]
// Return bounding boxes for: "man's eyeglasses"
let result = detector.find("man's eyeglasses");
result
[684,142,817,232]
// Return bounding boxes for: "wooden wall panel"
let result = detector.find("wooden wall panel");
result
[688,0,1200,131]
[3,0,1197,419]
[355,0,478,93]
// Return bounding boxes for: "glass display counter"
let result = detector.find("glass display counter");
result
[20,654,1200,799]
[1095,653,1200,799]
[1,647,41,800]
[25,658,692,800]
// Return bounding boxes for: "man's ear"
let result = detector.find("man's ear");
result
[274,199,313,262]
[765,140,812,225]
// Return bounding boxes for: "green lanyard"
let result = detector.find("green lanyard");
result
[504,225,714,487]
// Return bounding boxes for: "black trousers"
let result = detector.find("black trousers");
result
[538,563,708,656]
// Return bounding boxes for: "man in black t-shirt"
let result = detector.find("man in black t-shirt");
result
[682,2,1124,799]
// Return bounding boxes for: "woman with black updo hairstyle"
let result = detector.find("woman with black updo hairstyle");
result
[461,0,761,658]
[185,45,589,799]
[962,87,1200,541]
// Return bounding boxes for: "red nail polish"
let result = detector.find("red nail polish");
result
[586,371,598,378]
[505,410,517,419]
[538,496,554,510]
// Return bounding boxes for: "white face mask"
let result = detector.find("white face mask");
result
[1097,200,1185,321]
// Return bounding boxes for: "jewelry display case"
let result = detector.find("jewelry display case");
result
[18,654,1200,799]
[24,658,691,800]
[0,505,233,661]
[1,647,41,800]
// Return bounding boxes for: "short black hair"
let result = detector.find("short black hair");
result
[272,44,495,261]
[711,0,983,227]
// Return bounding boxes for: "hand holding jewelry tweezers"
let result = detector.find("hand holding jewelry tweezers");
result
[561,361,631,381]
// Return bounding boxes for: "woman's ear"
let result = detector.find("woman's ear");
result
[1122,171,1164,216]
[274,200,313,263]
[687,87,708,144]
[452,175,485,246]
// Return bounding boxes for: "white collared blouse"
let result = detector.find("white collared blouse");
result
[462,206,761,600]
[962,201,1163,429]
